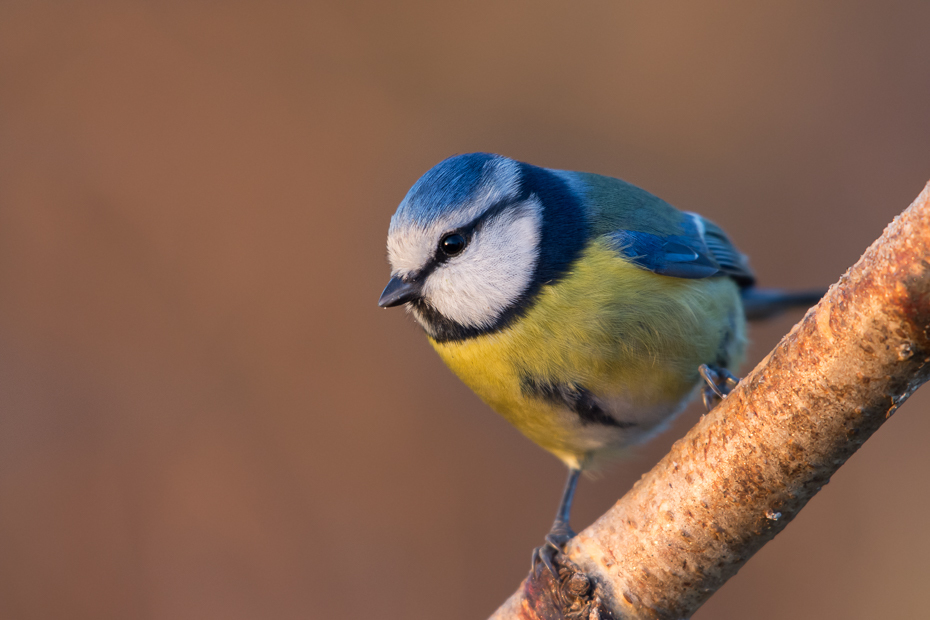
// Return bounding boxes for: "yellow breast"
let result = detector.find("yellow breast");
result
[429,241,746,469]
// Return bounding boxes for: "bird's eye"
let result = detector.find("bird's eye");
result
[439,233,467,256]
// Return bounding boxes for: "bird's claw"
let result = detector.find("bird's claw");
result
[531,523,575,578]
[699,364,739,411]
[531,543,559,580]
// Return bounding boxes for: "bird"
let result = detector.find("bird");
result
[378,152,822,575]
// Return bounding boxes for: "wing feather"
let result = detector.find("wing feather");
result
[605,212,755,287]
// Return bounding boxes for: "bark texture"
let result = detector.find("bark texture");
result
[490,182,930,620]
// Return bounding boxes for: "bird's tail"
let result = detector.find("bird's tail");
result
[740,288,827,321]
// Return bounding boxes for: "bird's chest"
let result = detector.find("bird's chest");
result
[429,306,703,464]
[431,314,694,419]
[427,245,745,464]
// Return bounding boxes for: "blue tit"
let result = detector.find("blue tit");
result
[378,153,821,572]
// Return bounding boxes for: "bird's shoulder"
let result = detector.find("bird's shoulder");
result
[557,170,755,287]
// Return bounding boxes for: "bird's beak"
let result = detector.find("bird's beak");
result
[378,276,421,308]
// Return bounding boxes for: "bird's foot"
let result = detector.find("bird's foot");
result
[531,521,576,579]
[699,364,739,411]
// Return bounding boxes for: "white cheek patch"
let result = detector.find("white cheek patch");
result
[386,157,523,277]
[422,200,542,329]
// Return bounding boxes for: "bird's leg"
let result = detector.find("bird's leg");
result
[699,363,740,411]
[532,467,581,578]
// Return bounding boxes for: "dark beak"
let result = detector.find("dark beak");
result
[378,276,421,308]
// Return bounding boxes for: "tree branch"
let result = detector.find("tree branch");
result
[490,182,930,620]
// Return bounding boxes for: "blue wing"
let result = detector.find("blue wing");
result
[605,212,755,287]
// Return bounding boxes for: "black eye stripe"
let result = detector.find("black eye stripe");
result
[413,196,530,281]
[462,198,521,235]
[435,197,524,251]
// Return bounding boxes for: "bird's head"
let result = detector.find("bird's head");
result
[380,153,587,342]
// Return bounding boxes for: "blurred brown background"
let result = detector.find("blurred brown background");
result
[1,2,929,618]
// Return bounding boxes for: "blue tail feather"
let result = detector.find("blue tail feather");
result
[741,288,826,321]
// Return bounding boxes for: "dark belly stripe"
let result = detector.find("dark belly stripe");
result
[520,377,636,428]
